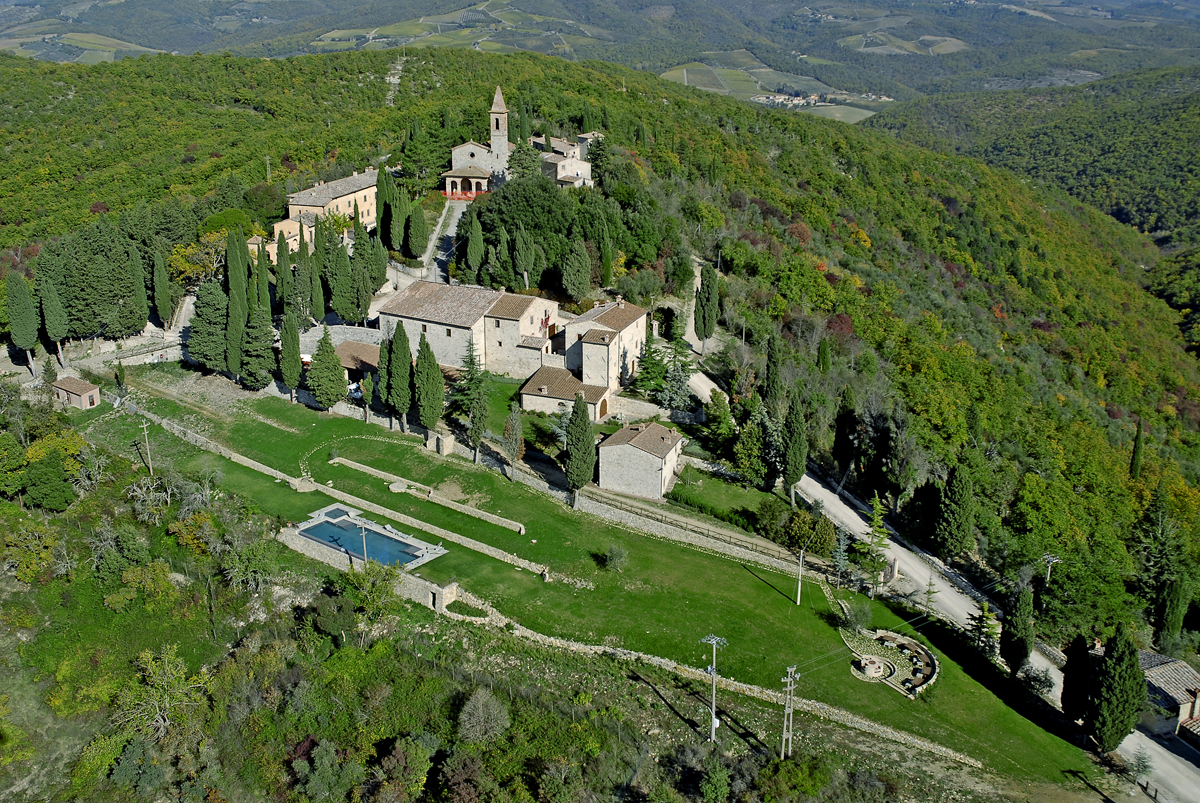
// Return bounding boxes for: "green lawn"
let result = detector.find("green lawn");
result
[99,380,1095,782]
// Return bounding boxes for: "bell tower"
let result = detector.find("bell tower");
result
[489,86,510,169]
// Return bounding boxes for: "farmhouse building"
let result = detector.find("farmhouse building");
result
[259,168,380,260]
[529,134,595,188]
[598,422,684,499]
[562,299,647,390]
[377,281,559,378]
[519,366,610,423]
[1138,650,1200,744]
[52,377,100,410]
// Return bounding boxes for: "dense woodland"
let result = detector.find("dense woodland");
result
[1,45,1200,797]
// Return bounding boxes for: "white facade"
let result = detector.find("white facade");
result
[598,423,684,500]
[562,300,647,390]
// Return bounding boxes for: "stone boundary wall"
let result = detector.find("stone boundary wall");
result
[329,457,526,534]
[610,394,696,424]
[448,591,982,768]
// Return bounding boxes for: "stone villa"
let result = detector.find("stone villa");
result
[257,168,380,261]
[598,422,684,500]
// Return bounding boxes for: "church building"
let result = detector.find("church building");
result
[442,87,511,199]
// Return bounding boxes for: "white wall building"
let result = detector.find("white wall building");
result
[562,299,647,390]
[598,422,684,499]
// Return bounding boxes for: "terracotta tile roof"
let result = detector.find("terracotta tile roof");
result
[518,335,548,349]
[572,300,647,333]
[379,281,501,328]
[441,165,492,178]
[287,170,377,206]
[1142,651,1200,708]
[53,377,98,395]
[487,293,537,320]
[581,328,615,346]
[335,341,380,372]
[520,367,607,404]
[599,422,682,459]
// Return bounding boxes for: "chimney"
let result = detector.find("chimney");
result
[539,386,547,394]
[652,320,659,339]
[499,286,506,295]
[353,170,358,176]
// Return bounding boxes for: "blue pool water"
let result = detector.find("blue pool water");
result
[298,518,422,566]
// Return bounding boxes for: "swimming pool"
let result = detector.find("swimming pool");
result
[296,504,446,569]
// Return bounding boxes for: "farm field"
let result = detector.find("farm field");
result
[84,366,1100,784]
[57,32,158,52]
[801,105,877,122]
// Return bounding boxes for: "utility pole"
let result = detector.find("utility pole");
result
[795,549,805,605]
[265,155,271,182]
[140,419,154,476]
[780,665,796,759]
[1042,552,1061,586]
[701,634,726,743]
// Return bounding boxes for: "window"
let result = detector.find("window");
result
[446,328,452,337]
[529,316,534,324]
[422,324,427,333]
[497,341,502,348]
[495,319,500,328]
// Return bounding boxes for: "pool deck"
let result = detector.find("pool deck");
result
[298,503,448,570]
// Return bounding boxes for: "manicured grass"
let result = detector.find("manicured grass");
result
[109,383,1094,781]
[799,106,876,124]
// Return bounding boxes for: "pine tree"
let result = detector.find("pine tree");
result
[501,402,525,481]
[307,326,346,411]
[6,271,38,376]
[564,393,596,506]
[563,238,591,302]
[817,337,831,374]
[999,586,1035,677]
[1061,633,1093,724]
[694,259,718,354]
[187,280,229,373]
[966,601,1001,657]
[1129,418,1144,479]
[276,232,292,315]
[935,465,975,558]
[466,215,485,284]
[404,202,428,260]
[453,338,484,414]
[467,387,487,464]
[40,275,69,366]
[1088,622,1146,753]
[225,230,249,378]
[240,306,275,390]
[152,248,173,328]
[865,492,890,598]
[782,394,808,506]
[388,325,413,432]
[414,333,442,431]
[832,529,850,589]
[280,310,302,403]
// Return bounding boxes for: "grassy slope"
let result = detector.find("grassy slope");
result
[95,381,1092,782]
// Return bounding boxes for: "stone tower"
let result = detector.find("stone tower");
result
[490,86,510,169]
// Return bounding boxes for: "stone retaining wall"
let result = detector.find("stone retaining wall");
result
[329,457,527,534]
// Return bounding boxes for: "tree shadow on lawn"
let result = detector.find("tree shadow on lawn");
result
[883,600,1084,747]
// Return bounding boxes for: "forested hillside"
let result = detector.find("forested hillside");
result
[2,45,1199,644]
[864,65,1200,246]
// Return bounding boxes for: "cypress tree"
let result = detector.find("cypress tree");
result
[762,335,785,413]
[240,305,275,390]
[1155,577,1189,646]
[40,275,69,366]
[935,465,975,558]
[999,586,1035,677]
[734,415,767,490]
[564,393,596,507]
[404,201,428,260]
[388,325,413,432]
[307,325,346,411]
[466,215,485,283]
[276,233,292,315]
[294,233,311,318]
[7,271,39,376]
[1061,634,1093,724]
[153,247,172,328]
[112,246,149,337]
[256,240,271,311]
[563,237,591,302]
[226,229,249,378]
[187,280,229,373]
[1088,622,1146,753]
[513,226,535,289]
[376,333,392,415]
[328,243,356,323]
[414,332,443,431]
[370,235,388,290]
[280,310,302,403]
[391,191,411,254]
[501,401,525,481]
[817,337,831,374]
[782,394,808,506]
[695,259,718,354]
[1130,418,1144,479]
[311,223,326,322]
[600,237,613,287]
[467,387,487,464]
[376,169,396,251]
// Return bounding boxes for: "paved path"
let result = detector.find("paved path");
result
[1117,728,1200,803]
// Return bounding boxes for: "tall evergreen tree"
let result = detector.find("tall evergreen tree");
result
[376,168,398,251]
[6,272,38,376]
[404,202,428,260]
[467,388,487,464]
[762,335,785,413]
[782,394,808,507]
[350,246,374,325]
[240,306,275,390]
[1129,418,1144,479]
[1155,577,1189,646]
[152,247,172,328]
[414,333,443,431]
[370,235,389,290]
[294,234,311,318]
[999,586,1035,677]
[307,326,346,411]
[256,240,271,311]
[276,233,292,315]
[562,238,591,303]
[391,191,411,254]
[564,393,596,507]
[600,237,614,287]
[501,401,525,481]
[1088,622,1146,753]
[375,333,391,415]
[112,245,149,337]
[225,229,249,378]
[935,465,975,558]
[1061,634,1093,724]
[187,280,229,373]
[360,372,374,421]
[280,310,302,403]
[865,492,891,598]
[39,275,69,366]
[966,601,1001,656]
[452,338,484,414]
[733,415,767,490]
[817,337,831,374]
[513,225,536,289]
[466,215,485,284]
[311,224,326,321]
[329,243,356,323]
[388,325,413,432]
[694,260,718,354]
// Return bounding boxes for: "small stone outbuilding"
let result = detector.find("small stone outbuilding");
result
[53,377,101,410]
[334,341,380,382]
[598,422,684,500]
[519,366,610,422]
[1139,650,1200,742]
